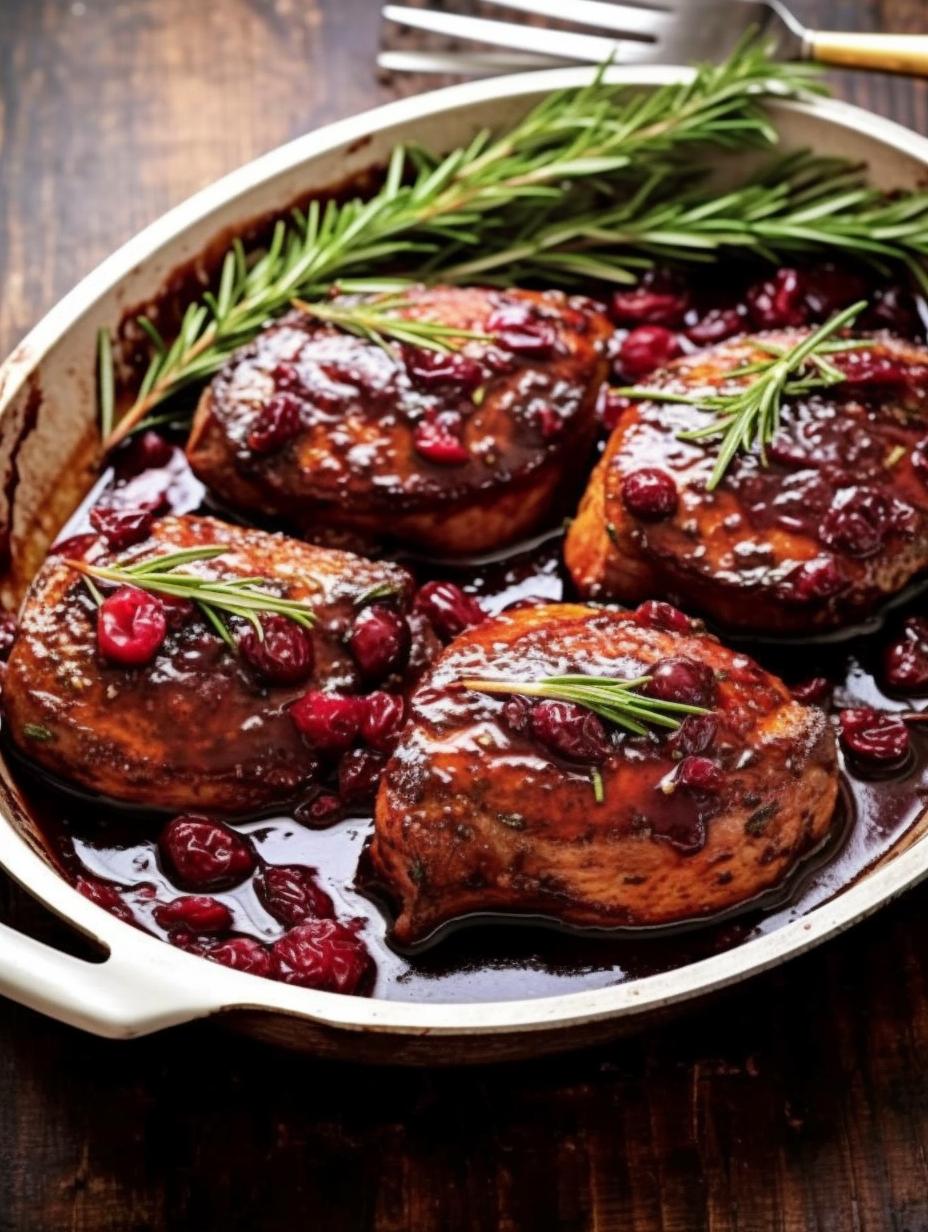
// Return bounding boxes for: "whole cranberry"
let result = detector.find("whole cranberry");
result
[206,937,278,978]
[414,581,486,641]
[293,791,343,829]
[863,284,920,336]
[883,617,928,692]
[272,920,374,993]
[746,268,808,330]
[255,864,334,926]
[636,600,692,634]
[247,393,303,454]
[240,613,315,686]
[159,815,256,890]
[487,302,556,357]
[361,691,406,751]
[803,263,869,319]
[112,430,174,479]
[403,346,483,392]
[610,273,689,327]
[290,690,364,753]
[821,488,914,559]
[598,387,631,431]
[676,755,723,794]
[338,747,387,805]
[669,713,718,757]
[621,468,678,520]
[349,605,410,680]
[790,677,833,705]
[89,505,154,550]
[530,699,612,764]
[413,414,470,465]
[0,613,17,661]
[685,306,745,346]
[619,325,680,379]
[833,350,915,390]
[75,875,135,924]
[838,707,911,769]
[645,657,716,708]
[780,556,848,604]
[97,586,167,666]
[154,895,233,935]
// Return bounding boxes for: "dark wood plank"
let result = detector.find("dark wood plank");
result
[2,1,928,1229]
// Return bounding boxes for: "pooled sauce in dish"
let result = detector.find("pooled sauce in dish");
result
[8,262,928,1003]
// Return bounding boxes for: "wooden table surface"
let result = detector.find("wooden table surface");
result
[2,2,928,1228]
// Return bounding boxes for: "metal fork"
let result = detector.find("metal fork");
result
[380,0,928,77]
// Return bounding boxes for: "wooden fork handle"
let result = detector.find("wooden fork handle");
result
[807,32,928,77]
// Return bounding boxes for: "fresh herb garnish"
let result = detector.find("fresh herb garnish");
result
[459,673,708,736]
[22,723,53,742]
[354,581,401,608]
[292,294,490,355]
[590,767,605,804]
[65,546,317,650]
[619,299,867,491]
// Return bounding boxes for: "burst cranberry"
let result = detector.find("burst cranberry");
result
[414,580,486,640]
[530,699,612,764]
[240,614,315,685]
[636,600,692,634]
[338,747,386,805]
[154,895,233,935]
[270,361,303,391]
[0,614,17,661]
[502,694,532,735]
[746,268,808,329]
[487,303,556,357]
[97,586,167,666]
[290,690,364,753]
[610,274,689,327]
[790,677,832,705]
[645,657,716,708]
[803,264,869,318]
[294,791,343,828]
[272,920,373,993]
[619,325,679,379]
[89,505,154,550]
[685,306,745,345]
[821,487,915,559]
[247,393,303,454]
[536,405,562,439]
[206,937,278,978]
[676,755,723,794]
[255,864,334,926]
[598,387,631,431]
[75,875,135,924]
[863,285,920,336]
[413,415,470,465]
[621,467,678,520]
[779,556,848,604]
[49,532,98,560]
[349,605,410,680]
[883,617,928,692]
[839,707,911,768]
[832,350,917,389]
[403,346,483,392]
[361,691,405,751]
[669,713,718,757]
[161,595,196,629]
[159,815,256,890]
[112,430,174,479]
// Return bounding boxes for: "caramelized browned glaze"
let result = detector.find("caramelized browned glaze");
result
[566,332,928,634]
[187,286,612,554]
[371,603,838,945]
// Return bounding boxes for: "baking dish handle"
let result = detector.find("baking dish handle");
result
[0,917,220,1037]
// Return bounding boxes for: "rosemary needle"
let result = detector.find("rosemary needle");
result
[292,295,491,355]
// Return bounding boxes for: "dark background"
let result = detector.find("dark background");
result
[2,2,928,1229]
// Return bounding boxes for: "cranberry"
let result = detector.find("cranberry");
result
[779,556,849,604]
[255,864,334,926]
[290,690,364,753]
[97,586,167,666]
[530,699,612,764]
[832,350,917,390]
[675,755,723,794]
[685,306,745,345]
[50,532,98,560]
[247,393,303,454]
[821,487,915,559]
[240,613,315,685]
[270,361,303,391]
[883,617,928,692]
[112,430,174,479]
[0,613,17,661]
[746,268,808,329]
[414,581,486,641]
[536,405,562,440]
[161,595,196,629]
[621,468,678,520]
[610,273,689,328]
[487,302,556,357]
[272,920,373,993]
[154,895,233,935]
[206,937,278,978]
[645,657,716,708]
[619,325,679,379]
[89,505,154,550]
[403,346,483,392]
[159,815,256,890]
[598,387,631,431]
[361,691,406,751]
[294,791,343,828]
[413,414,470,465]
[838,707,911,769]
[863,284,920,336]
[669,713,718,757]
[349,605,410,680]
[75,875,135,924]
[790,677,832,705]
[636,600,692,634]
[803,264,869,319]
[338,747,387,805]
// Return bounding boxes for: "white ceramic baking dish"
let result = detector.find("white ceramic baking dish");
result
[1,66,927,1064]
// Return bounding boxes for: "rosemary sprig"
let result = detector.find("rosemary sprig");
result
[459,673,708,737]
[619,299,867,491]
[101,38,819,448]
[292,294,491,354]
[65,546,317,650]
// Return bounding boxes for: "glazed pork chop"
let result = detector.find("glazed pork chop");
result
[4,515,418,814]
[371,601,838,945]
[186,286,612,555]
[565,332,928,635]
